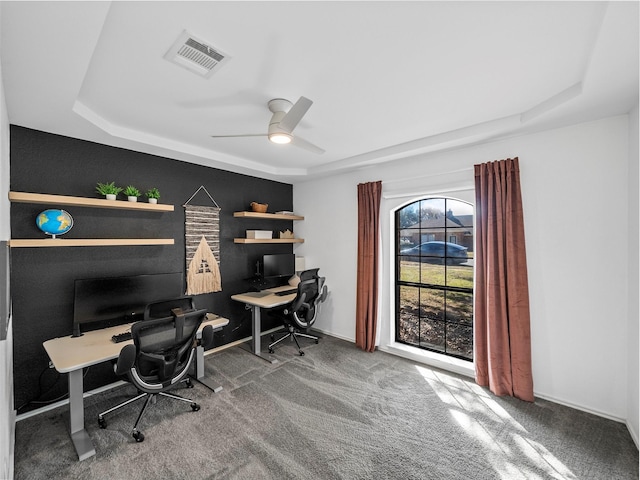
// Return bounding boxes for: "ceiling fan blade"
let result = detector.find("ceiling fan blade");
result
[278,96,313,133]
[291,135,325,155]
[210,133,267,138]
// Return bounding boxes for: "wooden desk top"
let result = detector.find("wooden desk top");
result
[43,314,229,373]
[231,285,297,308]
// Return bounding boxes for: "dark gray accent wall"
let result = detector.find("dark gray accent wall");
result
[10,126,294,412]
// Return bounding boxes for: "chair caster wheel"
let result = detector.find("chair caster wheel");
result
[270,334,275,341]
[268,348,274,354]
[132,431,144,442]
[186,378,194,388]
[315,339,319,344]
[98,417,106,429]
[299,351,305,356]
[191,403,200,412]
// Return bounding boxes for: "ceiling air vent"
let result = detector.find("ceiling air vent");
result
[164,30,231,78]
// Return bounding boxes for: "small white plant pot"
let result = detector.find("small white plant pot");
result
[127,196,138,202]
[106,194,117,201]
[148,198,158,204]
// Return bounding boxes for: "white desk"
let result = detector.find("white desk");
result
[231,285,297,363]
[43,313,228,461]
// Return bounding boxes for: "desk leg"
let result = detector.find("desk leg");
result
[193,345,223,393]
[244,305,278,364]
[68,369,96,461]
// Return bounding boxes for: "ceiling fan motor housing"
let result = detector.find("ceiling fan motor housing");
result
[267,98,293,114]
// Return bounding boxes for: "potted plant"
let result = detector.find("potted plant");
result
[123,185,141,202]
[96,181,122,200]
[145,187,161,204]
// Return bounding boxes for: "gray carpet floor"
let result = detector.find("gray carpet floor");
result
[14,334,639,480]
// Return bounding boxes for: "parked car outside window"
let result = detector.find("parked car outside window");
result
[400,241,468,264]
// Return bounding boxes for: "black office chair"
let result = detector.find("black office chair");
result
[98,307,213,443]
[268,268,328,356]
[143,296,195,321]
[141,297,202,394]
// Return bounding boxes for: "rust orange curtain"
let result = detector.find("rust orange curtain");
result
[474,158,534,402]
[356,181,382,352]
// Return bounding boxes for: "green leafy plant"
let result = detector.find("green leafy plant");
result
[95,181,122,196]
[123,185,141,197]
[145,187,161,200]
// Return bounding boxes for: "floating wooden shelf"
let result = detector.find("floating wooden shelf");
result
[234,238,305,244]
[9,191,174,212]
[9,191,175,247]
[234,211,304,243]
[233,211,304,221]
[8,239,175,248]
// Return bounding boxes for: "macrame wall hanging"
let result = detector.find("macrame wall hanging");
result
[183,186,222,295]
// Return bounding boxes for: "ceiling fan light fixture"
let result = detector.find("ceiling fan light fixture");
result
[268,132,292,144]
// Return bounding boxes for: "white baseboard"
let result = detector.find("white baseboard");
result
[311,326,354,343]
[202,326,283,357]
[15,380,129,421]
[533,391,627,424]
[535,392,639,449]
[626,420,639,449]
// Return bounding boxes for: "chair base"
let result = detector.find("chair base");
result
[268,325,319,356]
[97,379,200,443]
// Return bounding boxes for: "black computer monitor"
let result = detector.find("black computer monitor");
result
[72,272,183,337]
[263,253,295,279]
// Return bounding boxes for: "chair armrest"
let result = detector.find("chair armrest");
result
[289,292,307,313]
[200,325,214,349]
[318,284,328,303]
[115,344,136,376]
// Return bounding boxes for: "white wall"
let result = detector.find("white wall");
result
[627,104,639,445]
[294,115,632,422]
[0,10,14,476]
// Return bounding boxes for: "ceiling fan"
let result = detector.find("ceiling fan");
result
[210,96,325,154]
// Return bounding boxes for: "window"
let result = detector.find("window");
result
[395,198,474,361]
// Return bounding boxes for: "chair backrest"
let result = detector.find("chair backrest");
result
[144,296,195,320]
[290,269,327,329]
[128,308,207,393]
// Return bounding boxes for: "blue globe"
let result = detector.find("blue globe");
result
[36,209,73,238]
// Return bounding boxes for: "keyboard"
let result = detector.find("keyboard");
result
[111,331,132,343]
[275,289,297,296]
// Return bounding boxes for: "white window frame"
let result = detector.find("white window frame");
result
[378,188,476,379]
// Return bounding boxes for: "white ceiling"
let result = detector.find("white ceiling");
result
[1,1,638,183]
